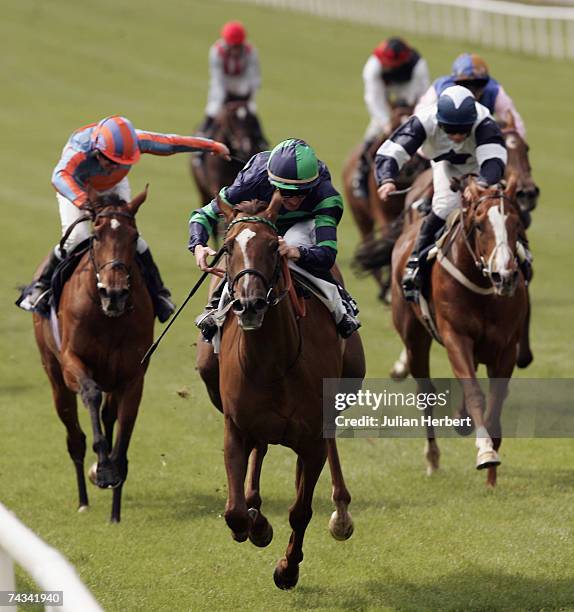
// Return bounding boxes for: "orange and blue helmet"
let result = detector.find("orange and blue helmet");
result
[451,53,490,84]
[221,21,246,46]
[91,116,141,165]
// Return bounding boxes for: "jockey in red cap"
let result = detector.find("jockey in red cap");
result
[17,116,230,321]
[353,37,430,199]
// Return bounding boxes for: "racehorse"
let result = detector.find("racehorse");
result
[391,177,528,487]
[33,188,154,522]
[343,104,428,300]
[191,100,265,205]
[195,199,365,589]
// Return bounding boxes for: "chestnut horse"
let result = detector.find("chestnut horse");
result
[191,100,265,205]
[33,189,154,522]
[391,177,527,487]
[195,199,365,589]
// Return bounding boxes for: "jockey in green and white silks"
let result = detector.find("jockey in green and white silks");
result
[189,138,360,339]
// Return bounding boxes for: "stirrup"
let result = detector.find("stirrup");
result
[401,265,421,303]
[195,311,218,342]
[16,284,51,314]
[336,314,361,339]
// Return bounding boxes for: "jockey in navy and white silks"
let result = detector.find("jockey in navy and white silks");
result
[354,38,430,198]
[416,53,526,139]
[189,139,360,339]
[375,86,507,301]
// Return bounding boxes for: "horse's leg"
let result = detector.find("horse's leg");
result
[326,439,354,541]
[442,330,499,470]
[42,350,88,511]
[452,358,478,437]
[517,288,533,368]
[484,351,515,487]
[273,443,327,590]
[223,415,250,542]
[108,378,144,523]
[245,443,273,547]
[196,336,222,412]
[62,351,120,489]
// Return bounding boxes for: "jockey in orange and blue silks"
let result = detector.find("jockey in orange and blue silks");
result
[17,115,230,321]
[416,53,526,139]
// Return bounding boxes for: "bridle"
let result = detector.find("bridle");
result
[225,215,287,307]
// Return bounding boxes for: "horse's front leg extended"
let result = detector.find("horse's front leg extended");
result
[442,330,500,470]
[326,439,353,541]
[223,415,250,542]
[62,351,120,489]
[245,443,273,547]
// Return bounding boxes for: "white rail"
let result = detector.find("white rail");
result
[235,0,574,59]
[0,504,102,612]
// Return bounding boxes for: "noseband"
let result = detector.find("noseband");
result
[225,216,284,305]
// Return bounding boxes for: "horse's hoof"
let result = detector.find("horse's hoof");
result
[476,449,501,470]
[77,505,89,513]
[96,462,122,489]
[516,351,533,369]
[273,560,299,590]
[329,510,354,541]
[453,417,474,437]
[390,363,409,380]
[249,522,273,548]
[231,530,248,543]
[426,464,439,477]
[88,463,98,486]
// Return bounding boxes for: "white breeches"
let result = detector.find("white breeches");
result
[431,160,479,220]
[55,178,147,257]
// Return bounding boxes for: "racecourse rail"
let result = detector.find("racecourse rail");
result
[234,0,574,59]
[0,504,102,612]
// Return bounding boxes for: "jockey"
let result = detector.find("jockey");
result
[189,138,361,339]
[353,37,430,198]
[17,115,230,321]
[198,21,267,148]
[416,53,526,139]
[376,86,508,302]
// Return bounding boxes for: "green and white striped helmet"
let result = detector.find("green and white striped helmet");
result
[267,139,320,191]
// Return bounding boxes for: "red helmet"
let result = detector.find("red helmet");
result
[373,38,414,70]
[91,116,140,165]
[221,21,246,46]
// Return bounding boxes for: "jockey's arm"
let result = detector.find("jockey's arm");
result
[363,55,391,128]
[475,117,508,186]
[247,46,262,94]
[136,131,229,157]
[414,84,437,114]
[375,115,426,187]
[494,86,527,140]
[51,148,89,207]
[412,58,432,101]
[206,45,226,117]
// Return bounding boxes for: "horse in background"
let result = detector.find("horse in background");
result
[33,189,154,522]
[195,199,365,589]
[191,99,266,205]
[391,177,528,487]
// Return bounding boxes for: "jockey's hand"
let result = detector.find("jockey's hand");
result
[377,182,397,202]
[194,245,225,277]
[212,142,231,161]
[278,238,300,261]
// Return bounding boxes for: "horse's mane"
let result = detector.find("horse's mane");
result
[235,200,268,215]
[94,193,126,208]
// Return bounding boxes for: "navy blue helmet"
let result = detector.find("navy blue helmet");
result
[436,85,478,133]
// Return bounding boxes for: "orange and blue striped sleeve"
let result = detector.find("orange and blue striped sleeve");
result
[136,130,224,156]
[51,147,89,207]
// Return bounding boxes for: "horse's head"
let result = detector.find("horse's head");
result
[502,112,539,216]
[219,196,282,330]
[217,101,262,160]
[461,176,522,297]
[88,186,147,317]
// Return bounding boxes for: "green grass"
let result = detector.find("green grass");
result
[1,0,573,610]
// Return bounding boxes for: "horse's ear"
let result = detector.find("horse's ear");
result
[217,196,235,223]
[127,184,148,215]
[265,192,283,222]
[505,110,516,130]
[505,172,518,199]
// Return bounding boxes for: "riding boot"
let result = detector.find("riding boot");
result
[352,138,375,199]
[402,212,445,302]
[195,279,225,342]
[16,249,61,314]
[137,249,176,323]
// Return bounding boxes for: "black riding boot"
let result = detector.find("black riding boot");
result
[352,138,375,199]
[137,249,176,323]
[16,249,61,314]
[195,279,225,342]
[402,212,445,302]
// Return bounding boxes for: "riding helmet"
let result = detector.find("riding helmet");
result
[267,139,320,191]
[436,86,478,133]
[91,116,141,165]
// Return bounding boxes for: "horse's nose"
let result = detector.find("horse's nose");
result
[516,186,540,212]
[99,286,129,315]
[232,297,267,314]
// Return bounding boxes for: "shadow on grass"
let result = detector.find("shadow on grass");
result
[293,570,574,611]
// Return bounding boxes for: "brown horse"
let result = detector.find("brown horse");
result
[33,189,154,522]
[195,199,365,589]
[191,100,265,205]
[391,177,527,486]
[343,105,428,300]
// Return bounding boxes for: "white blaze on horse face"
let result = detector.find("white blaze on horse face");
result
[235,228,257,288]
[110,219,121,230]
[487,204,512,272]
